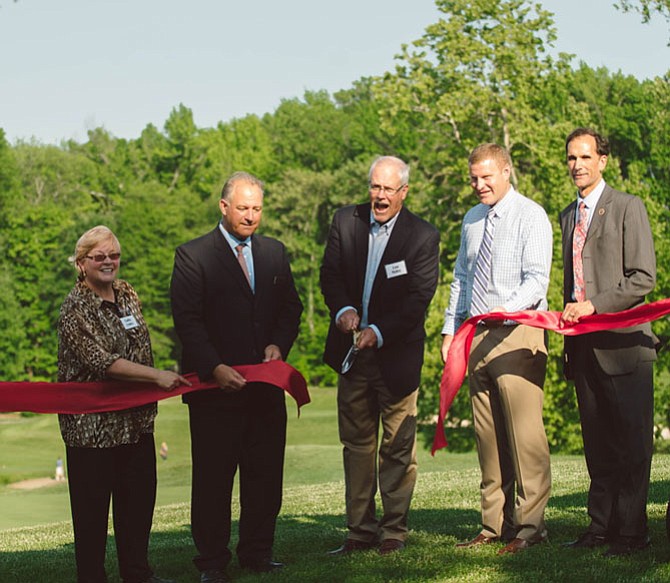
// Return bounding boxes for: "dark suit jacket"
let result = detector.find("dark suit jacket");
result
[320,203,440,397]
[170,226,303,404]
[560,184,657,378]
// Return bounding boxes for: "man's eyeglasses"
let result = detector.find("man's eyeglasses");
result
[85,252,121,263]
[369,184,406,196]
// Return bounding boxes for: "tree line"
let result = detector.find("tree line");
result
[1,0,668,452]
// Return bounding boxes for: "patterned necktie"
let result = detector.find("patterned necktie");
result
[235,244,251,287]
[572,201,588,302]
[470,207,496,316]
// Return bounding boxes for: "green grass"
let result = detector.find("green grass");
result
[2,388,670,582]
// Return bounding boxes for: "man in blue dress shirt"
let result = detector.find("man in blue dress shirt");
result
[442,143,553,555]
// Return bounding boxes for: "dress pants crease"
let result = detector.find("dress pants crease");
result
[573,339,653,539]
[66,433,156,583]
[189,383,286,571]
[337,349,418,543]
[469,325,551,542]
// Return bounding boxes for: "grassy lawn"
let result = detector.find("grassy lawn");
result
[1,387,670,582]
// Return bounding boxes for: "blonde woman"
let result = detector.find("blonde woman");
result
[58,225,188,583]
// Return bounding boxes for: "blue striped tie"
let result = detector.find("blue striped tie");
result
[470,207,496,316]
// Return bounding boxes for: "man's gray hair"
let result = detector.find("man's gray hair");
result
[368,156,410,185]
[221,171,265,201]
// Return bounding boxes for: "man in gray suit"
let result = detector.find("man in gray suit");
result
[560,128,657,556]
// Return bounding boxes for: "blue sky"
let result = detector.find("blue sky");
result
[1,0,667,145]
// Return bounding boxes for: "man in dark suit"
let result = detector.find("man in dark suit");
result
[170,172,303,583]
[560,128,657,556]
[320,156,440,556]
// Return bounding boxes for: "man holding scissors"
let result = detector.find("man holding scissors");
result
[320,155,439,556]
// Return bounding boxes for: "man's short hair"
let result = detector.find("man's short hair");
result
[468,143,512,170]
[565,127,610,157]
[221,171,265,201]
[368,156,410,185]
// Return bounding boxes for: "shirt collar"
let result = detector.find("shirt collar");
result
[219,221,252,250]
[488,185,515,218]
[577,179,606,209]
[76,279,120,307]
[369,208,401,232]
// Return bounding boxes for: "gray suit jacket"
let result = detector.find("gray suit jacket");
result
[560,184,657,378]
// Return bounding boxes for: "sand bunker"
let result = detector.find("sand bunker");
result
[8,477,65,490]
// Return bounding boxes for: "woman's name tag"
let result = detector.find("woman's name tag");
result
[120,314,139,330]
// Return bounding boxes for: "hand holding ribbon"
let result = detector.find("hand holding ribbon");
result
[432,299,670,454]
[0,360,310,415]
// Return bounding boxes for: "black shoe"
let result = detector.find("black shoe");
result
[604,535,651,557]
[200,569,230,583]
[240,559,284,572]
[563,531,607,549]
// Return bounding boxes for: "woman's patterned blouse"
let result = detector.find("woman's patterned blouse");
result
[57,279,157,448]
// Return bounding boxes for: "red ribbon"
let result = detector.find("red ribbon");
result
[0,360,310,415]
[432,298,670,454]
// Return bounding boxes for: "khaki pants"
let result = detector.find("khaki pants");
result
[469,324,551,542]
[337,349,418,543]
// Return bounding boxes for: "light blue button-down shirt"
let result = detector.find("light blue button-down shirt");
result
[335,211,401,347]
[219,222,255,292]
[442,187,552,335]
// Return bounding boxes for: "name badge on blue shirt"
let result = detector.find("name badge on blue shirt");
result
[385,260,407,279]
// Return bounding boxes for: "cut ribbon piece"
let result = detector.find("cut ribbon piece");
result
[432,299,670,454]
[0,360,310,415]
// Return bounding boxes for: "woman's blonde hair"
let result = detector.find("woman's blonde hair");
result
[69,225,121,280]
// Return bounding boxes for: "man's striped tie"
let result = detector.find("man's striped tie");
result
[470,207,496,316]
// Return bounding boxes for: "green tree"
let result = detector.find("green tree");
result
[372,0,585,450]
[0,129,19,213]
[114,181,209,368]
[193,115,277,194]
[3,140,108,379]
[262,160,370,385]
[334,78,391,159]
[616,0,670,45]
[5,201,86,379]
[266,90,359,173]
[616,0,670,25]
[0,130,28,379]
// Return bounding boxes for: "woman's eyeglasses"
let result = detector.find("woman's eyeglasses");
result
[85,252,121,263]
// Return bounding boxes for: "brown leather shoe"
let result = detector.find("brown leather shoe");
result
[327,539,375,556]
[456,533,497,548]
[378,539,405,555]
[498,536,547,555]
